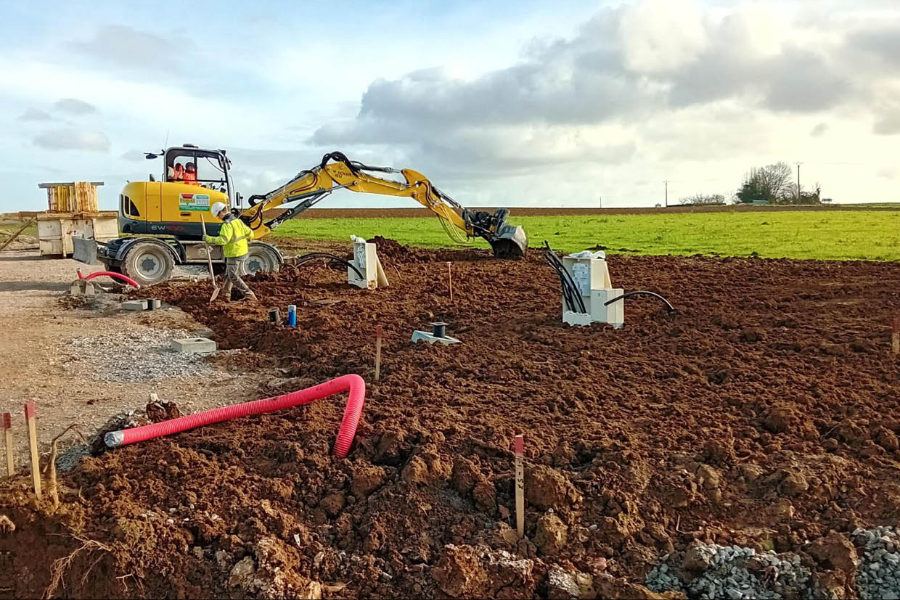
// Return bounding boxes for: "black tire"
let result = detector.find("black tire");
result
[245,243,281,275]
[121,242,175,287]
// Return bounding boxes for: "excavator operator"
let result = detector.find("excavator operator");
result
[204,202,258,302]
[183,162,198,184]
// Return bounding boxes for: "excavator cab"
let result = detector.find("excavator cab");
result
[120,145,238,240]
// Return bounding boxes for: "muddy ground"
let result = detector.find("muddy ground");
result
[5,240,900,599]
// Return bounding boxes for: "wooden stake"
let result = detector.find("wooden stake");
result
[515,434,525,538]
[25,402,41,500]
[3,413,13,477]
[447,262,453,302]
[374,325,383,382]
[893,317,899,355]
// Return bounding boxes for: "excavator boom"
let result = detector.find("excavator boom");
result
[241,152,527,258]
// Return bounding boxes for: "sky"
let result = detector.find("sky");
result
[1,0,898,212]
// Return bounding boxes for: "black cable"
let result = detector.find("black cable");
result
[604,290,676,312]
[292,252,363,279]
[542,241,586,314]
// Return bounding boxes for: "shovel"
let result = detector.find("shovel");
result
[200,215,220,302]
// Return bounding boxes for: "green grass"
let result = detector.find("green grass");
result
[0,220,38,240]
[270,210,900,261]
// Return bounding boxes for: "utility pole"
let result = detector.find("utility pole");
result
[795,162,802,202]
[664,180,669,208]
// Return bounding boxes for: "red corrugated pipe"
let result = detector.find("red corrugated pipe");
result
[76,269,141,289]
[105,374,366,458]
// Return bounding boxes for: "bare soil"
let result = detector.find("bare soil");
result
[4,241,900,599]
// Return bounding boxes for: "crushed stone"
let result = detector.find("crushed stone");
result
[65,328,213,382]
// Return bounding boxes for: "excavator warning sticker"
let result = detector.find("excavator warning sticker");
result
[179,193,210,212]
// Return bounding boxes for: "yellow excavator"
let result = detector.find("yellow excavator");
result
[73,145,527,286]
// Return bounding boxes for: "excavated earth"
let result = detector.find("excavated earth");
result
[5,239,900,599]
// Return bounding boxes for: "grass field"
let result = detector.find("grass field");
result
[270,210,900,261]
[0,219,37,241]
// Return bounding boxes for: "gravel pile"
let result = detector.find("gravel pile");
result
[66,329,213,382]
[646,543,813,599]
[854,527,900,600]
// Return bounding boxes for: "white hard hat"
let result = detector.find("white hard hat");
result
[210,202,227,216]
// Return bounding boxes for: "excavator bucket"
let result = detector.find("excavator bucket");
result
[488,223,528,259]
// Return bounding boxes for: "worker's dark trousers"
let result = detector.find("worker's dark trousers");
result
[225,256,252,296]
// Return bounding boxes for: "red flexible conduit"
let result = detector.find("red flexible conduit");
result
[104,374,366,458]
[79,271,141,288]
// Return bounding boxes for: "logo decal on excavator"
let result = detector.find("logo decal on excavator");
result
[179,193,210,212]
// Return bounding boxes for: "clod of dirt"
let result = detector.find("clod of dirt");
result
[535,512,568,555]
[738,463,764,483]
[695,464,721,490]
[768,498,795,521]
[431,544,487,597]
[778,470,810,497]
[546,566,583,599]
[740,327,764,343]
[473,481,497,512]
[806,532,858,575]
[145,399,182,423]
[526,465,581,511]
[761,403,817,439]
[683,541,715,572]
[374,431,407,465]
[319,492,346,517]
[702,438,735,465]
[228,556,257,588]
[401,452,452,486]
[874,426,900,452]
[595,572,680,599]
[351,464,386,497]
[451,457,482,494]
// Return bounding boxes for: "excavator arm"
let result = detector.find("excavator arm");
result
[239,152,527,258]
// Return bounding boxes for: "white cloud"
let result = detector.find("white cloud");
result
[54,98,97,115]
[33,129,110,152]
[17,108,52,121]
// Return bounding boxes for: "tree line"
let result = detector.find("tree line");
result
[678,162,830,206]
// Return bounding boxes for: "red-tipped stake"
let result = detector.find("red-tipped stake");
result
[893,317,899,355]
[515,434,525,538]
[3,413,12,477]
[24,403,41,499]
[374,325,383,382]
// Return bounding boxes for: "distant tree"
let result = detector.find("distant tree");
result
[679,193,726,206]
[736,162,794,204]
[776,183,822,205]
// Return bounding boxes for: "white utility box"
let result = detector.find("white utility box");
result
[561,250,624,328]
[348,235,389,290]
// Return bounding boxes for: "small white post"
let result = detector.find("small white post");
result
[515,434,525,538]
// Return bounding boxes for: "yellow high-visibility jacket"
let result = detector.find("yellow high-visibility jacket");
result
[204,216,252,258]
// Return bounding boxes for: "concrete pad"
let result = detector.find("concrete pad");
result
[69,281,82,296]
[122,300,148,311]
[411,330,461,345]
[83,281,95,296]
[171,338,217,353]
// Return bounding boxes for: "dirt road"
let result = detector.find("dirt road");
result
[0,251,260,464]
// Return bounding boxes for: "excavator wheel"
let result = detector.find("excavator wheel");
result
[121,241,175,287]
[245,242,283,275]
